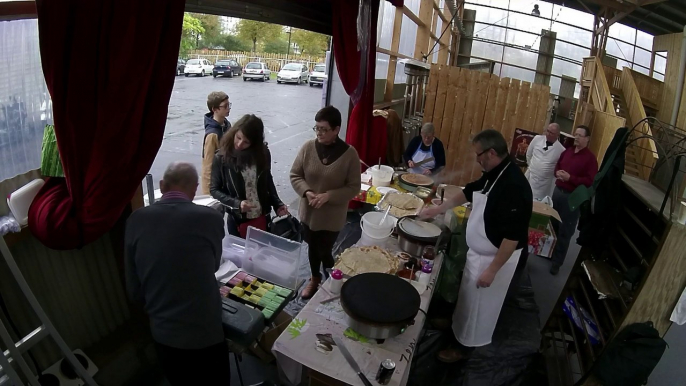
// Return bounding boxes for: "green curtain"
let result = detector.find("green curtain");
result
[40,124,64,177]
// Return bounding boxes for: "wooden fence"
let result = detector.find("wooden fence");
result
[423,64,551,187]
[188,50,326,73]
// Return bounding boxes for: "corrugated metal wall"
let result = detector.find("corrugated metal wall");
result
[0,227,130,370]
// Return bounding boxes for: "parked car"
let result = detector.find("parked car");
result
[308,63,327,87]
[213,59,242,78]
[243,62,271,82]
[277,63,309,84]
[184,58,214,77]
[176,59,185,76]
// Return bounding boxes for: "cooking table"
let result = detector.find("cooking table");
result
[272,237,444,386]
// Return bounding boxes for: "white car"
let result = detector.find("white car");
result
[277,63,309,84]
[184,58,214,77]
[308,63,327,87]
[243,62,271,82]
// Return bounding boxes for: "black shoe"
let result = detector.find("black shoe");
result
[550,264,560,275]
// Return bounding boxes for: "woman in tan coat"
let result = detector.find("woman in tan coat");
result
[290,106,361,299]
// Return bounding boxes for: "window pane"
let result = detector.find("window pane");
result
[405,0,420,15]
[375,53,389,79]
[469,4,508,25]
[549,76,561,96]
[636,30,653,52]
[551,6,594,31]
[554,41,589,65]
[398,15,417,57]
[606,38,635,68]
[654,53,667,77]
[377,1,396,50]
[0,19,50,182]
[471,40,504,62]
[552,59,582,81]
[634,47,652,69]
[608,23,636,45]
[473,22,506,43]
[502,47,537,69]
[499,64,535,83]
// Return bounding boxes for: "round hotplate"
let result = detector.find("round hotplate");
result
[341,272,420,324]
[399,173,434,187]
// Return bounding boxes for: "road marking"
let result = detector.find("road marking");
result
[269,129,312,146]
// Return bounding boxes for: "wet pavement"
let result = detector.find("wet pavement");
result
[147,73,325,208]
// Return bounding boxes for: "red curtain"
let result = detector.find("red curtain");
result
[332,0,401,169]
[29,0,185,250]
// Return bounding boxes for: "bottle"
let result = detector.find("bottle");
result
[421,246,436,271]
[330,269,343,294]
[417,265,432,287]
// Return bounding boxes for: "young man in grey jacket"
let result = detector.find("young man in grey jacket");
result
[125,161,229,385]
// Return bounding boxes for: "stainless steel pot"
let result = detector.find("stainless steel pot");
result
[398,232,427,256]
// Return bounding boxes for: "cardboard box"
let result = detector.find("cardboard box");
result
[249,311,292,363]
[528,202,561,258]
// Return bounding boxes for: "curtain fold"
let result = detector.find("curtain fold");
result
[28,0,185,249]
[332,0,399,169]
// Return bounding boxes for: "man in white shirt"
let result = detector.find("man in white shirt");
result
[525,123,565,200]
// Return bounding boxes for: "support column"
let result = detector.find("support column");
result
[457,8,475,66]
[534,29,556,86]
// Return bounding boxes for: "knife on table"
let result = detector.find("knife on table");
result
[333,336,373,386]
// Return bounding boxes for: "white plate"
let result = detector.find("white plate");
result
[376,187,398,195]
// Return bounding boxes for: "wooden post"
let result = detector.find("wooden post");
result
[413,1,434,61]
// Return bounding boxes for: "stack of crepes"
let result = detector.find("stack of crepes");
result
[378,192,423,218]
[334,246,401,277]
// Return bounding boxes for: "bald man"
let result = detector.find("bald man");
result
[525,123,565,200]
[125,162,229,385]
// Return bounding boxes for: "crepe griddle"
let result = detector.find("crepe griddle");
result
[340,272,420,324]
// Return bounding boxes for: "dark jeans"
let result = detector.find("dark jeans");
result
[155,340,230,385]
[551,186,580,268]
[302,224,339,279]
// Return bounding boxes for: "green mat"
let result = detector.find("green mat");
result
[40,124,64,177]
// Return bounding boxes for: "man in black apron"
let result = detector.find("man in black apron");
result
[421,129,532,362]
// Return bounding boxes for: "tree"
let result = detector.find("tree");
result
[235,20,283,52]
[218,34,251,52]
[263,38,289,54]
[291,29,329,56]
[180,13,204,58]
[191,13,222,48]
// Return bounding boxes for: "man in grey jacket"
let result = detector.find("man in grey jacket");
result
[125,161,229,385]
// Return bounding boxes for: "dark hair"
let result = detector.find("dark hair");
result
[219,114,266,171]
[472,129,509,157]
[207,91,228,112]
[315,105,342,129]
[576,125,591,137]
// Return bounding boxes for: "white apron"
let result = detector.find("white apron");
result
[408,141,435,174]
[524,135,564,200]
[452,164,522,347]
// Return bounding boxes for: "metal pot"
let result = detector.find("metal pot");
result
[346,316,413,340]
[396,216,441,256]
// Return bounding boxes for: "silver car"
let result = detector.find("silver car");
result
[277,63,309,84]
[308,64,327,87]
[243,62,271,82]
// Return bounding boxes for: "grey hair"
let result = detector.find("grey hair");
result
[472,129,509,158]
[547,122,560,132]
[420,123,435,135]
[162,161,199,189]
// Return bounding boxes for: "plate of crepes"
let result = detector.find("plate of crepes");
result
[334,246,401,277]
[377,191,424,218]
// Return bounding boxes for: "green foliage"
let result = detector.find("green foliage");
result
[291,29,329,56]
[263,38,290,54]
[217,34,251,51]
[180,13,204,58]
[236,20,283,52]
[192,13,222,48]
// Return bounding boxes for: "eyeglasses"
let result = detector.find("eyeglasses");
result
[476,148,491,157]
[219,102,232,109]
[313,125,332,133]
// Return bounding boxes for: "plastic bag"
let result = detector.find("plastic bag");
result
[0,215,20,236]
[562,296,601,345]
[670,285,686,325]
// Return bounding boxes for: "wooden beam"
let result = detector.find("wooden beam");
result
[638,0,668,5]
[413,0,434,60]
[403,6,425,28]
[433,0,450,22]
[595,9,635,35]
[377,47,413,60]
[384,6,404,102]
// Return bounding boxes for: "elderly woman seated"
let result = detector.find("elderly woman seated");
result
[403,123,446,175]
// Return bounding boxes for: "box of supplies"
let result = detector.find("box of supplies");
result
[528,221,557,258]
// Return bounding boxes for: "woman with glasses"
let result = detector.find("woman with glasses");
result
[210,114,289,238]
[403,123,446,175]
[202,91,232,195]
[290,106,361,299]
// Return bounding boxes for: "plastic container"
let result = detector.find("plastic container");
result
[358,223,391,248]
[370,165,393,187]
[222,234,247,268]
[242,226,304,290]
[329,269,343,294]
[7,179,45,226]
[360,211,396,238]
